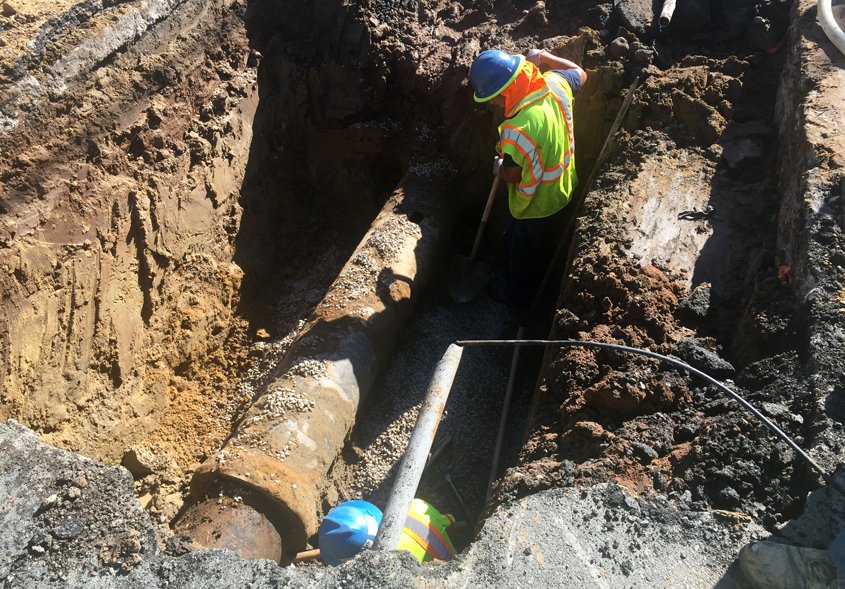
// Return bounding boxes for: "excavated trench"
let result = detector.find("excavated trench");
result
[168,2,628,559]
[2,0,845,578]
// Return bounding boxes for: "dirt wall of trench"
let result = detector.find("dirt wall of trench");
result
[774,0,845,473]
[0,0,423,525]
[0,0,258,466]
[500,0,845,531]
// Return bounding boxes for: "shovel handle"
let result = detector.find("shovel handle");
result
[469,176,501,261]
[292,548,320,563]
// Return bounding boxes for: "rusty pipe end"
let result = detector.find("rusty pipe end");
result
[175,495,283,562]
[176,449,319,561]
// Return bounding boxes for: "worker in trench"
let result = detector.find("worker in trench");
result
[469,48,586,305]
[318,499,457,565]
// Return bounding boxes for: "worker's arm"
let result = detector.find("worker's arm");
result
[526,50,587,85]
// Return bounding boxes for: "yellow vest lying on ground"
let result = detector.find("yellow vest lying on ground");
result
[498,71,577,219]
[397,498,457,563]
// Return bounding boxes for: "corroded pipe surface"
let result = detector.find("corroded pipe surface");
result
[177,497,284,562]
[176,173,455,559]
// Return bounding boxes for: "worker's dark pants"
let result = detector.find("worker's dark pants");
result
[503,210,564,304]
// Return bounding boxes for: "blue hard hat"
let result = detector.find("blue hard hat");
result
[470,50,525,103]
[319,500,383,566]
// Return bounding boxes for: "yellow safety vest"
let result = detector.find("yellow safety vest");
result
[397,499,457,563]
[497,71,577,219]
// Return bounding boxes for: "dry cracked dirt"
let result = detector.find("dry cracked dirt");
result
[2,0,845,586]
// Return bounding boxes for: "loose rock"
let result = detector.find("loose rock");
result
[609,37,630,58]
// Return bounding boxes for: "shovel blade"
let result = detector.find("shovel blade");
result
[448,255,489,304]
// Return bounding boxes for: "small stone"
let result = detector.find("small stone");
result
[609,37,630,58]
[39,494,59,511]
[760,402,804,424]
[121,553,143,571]
[524,1,547,26]
[674,338,735,379]
[676,415,703,442]
[632,442,658,463]
[678,283,712,320]
[631,47,653,66]
[717,486,741,507]
[72,474,88,488]
[157,493,184,520]
[121,448,155,477]
[52,516,85,540]
[64,486,82,501]
[29,545,45,555]
[1,2,17,17]
[623,495,640,511]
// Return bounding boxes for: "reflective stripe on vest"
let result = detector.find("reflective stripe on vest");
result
[511,86,550,115]
[511,74,575,152]
[403,512,455,561]
[546,75,575,153]
[501,125,571,197]
[500,126,543,187]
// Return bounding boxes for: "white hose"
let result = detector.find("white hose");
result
[659,0,677,28]
[819,0,845,57]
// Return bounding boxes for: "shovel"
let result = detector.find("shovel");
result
[448,176,501,303]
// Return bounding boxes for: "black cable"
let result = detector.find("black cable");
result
[456,338,845,498]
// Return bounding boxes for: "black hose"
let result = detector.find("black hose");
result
[455,338,845,498]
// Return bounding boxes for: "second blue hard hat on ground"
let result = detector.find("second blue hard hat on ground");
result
[319,500,383,566]
[470,50,524,102]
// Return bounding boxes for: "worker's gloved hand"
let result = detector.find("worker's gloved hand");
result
[492,156,504,177]
[526,49,544,65]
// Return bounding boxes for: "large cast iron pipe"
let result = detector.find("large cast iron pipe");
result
[373,343,464,551]
[176,173,456,560]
